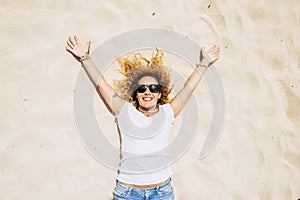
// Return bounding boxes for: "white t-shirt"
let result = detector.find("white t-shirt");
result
[115,102,174,185]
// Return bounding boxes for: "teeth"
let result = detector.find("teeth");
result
[143,97,152,101]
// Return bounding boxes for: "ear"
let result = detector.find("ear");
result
[158,92,161,99]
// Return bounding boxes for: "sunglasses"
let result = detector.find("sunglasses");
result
[136,84,162,93]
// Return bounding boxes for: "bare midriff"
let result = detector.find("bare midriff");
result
[120,179,169,189]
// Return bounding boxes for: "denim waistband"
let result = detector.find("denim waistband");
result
[116,177,171,190]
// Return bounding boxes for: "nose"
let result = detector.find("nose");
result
[144,87,151,94]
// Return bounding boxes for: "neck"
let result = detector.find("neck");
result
[138,106,158,113]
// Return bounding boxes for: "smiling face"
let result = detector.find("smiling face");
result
[135,76,161,111]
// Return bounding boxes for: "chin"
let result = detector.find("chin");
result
[139,101,157,108]
[141,104,154,109]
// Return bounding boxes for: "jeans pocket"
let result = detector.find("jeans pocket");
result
[158,182,174,198]
[113,183,131,198]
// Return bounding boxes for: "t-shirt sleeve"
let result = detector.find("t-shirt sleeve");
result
[162,104,175,124]
[115,102,129,120]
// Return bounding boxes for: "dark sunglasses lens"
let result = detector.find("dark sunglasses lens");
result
[136,85,147,93]
[149,85,160,93]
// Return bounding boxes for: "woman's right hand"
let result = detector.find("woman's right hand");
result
[66,35,91,61]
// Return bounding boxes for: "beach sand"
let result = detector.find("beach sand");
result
[1,0,300,199]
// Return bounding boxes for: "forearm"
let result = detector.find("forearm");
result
[184,65,207,92]
[80,56,124,115]
[80,56,106,88]
[170,65,207,117]
[65,36,124,114]
[178,65,207,105]
[170,45,220,117]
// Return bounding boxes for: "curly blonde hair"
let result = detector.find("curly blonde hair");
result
[114,49,172,107]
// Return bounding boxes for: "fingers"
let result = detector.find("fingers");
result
[65,44,73,52]
[214,47,220,57]
[66,35,76,50]
[202,44,220,55]
[86,41,91,54]
[208,45,220,60]
[199,44,221,66]
[209,44,219,53]
[66,35,79,48]
[69,36,77,46]
[66,38,74,49]
[74,35,80,45]
[65,35,91,60]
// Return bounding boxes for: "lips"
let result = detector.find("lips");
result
[142,97,153,101]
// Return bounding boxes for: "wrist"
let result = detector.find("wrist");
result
[196,63,209,70]
[80,54,90,63]
[195,64,207,76]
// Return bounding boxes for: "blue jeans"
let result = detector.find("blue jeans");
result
[113,178,174,200]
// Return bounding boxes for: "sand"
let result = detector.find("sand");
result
[1,0,300,199]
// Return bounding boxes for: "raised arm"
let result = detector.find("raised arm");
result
[65,35,125,115]
[170,45,220,118]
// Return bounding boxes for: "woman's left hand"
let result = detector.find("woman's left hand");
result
[199,44,221,68]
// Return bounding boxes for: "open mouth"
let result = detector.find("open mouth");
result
[142,97,153,101]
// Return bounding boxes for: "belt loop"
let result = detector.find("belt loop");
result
[155,186,161,195]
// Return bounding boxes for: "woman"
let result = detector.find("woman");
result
[66,35,220,200]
